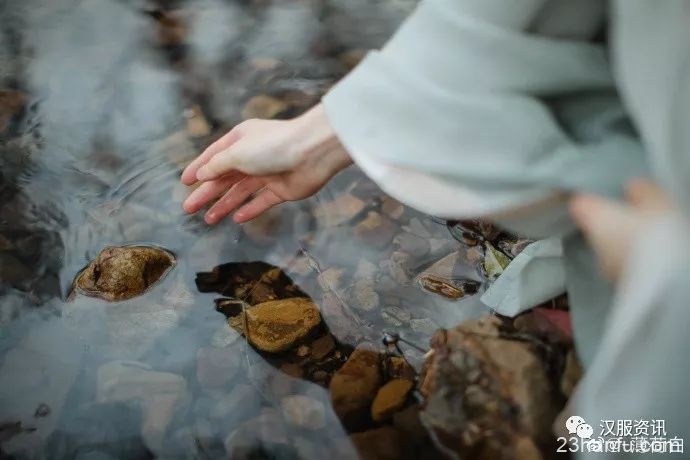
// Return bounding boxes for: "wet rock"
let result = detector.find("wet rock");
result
[415,250,482,299]
[410,318,439,335]
[296,344,310,358]
[314,193,366,226]
[418,316,560,458]
[197,261,305,305]
[394,232,430,258]
[241,94,289,120]
[74,245,175,301]
[417,275,465,299]
[354,211,397,248]
[280,363,303,379]
[281,395,326,430]
[387,356,416,381]
[349,427,404,460]
[381,306,411,327]
[196,347,241,389]
[311,334,336,361]
[230,298,321,353]
[371,378,413,422]
[317,267,345,292]
[383,251,411,284]
[241,207,285,246]
[381,196,405,220]
[224,408,289,458]
[0,89,26,132]
[97,361,188,452]
[498,238,532,259]
[349,278,380,312]
[184,105,211,138]
[330,346,382,429]
[354,259,378,279]
[403,218,432,238]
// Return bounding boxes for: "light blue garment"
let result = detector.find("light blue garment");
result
[323,0,648,366]
[324,0,690,457]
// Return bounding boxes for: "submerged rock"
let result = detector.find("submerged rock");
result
[371,378,413,422]
[419,316,562,459]
[74,245,175,301]
[97,361,188,453]
[241,95,289,120]
[330,346,382,429]
[281,395,326,430]
[230,298,321,353]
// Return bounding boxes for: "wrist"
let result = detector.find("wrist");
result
[293,103,352,174]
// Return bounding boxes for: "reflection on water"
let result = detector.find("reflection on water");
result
[0,0,491,458]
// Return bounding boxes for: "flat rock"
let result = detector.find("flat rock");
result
[349,278,380,311]
[371,378,413,422]
[310,334,336,361]
[330,346,382,429]
[281,395,326,430]
[419,316,560,458]
[231,297,321,353]
[354,211,397,248]
[241,94,288,120]
[97,361,188,452]
[75,245,175,301]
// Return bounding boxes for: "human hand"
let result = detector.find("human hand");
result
[181,103,352,224]
[570,179,672,281]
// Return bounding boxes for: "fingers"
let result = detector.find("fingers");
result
[181,128,242,185]
[195,144,245,182]
[182,172,244,214]
[234,188,284,223]
[204,177,264,224]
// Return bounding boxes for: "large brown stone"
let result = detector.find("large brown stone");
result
[75,246,175,301]
[371,378,413,422]
[419,315,562,459]
[232,298,321,353]
[330,346,382,429]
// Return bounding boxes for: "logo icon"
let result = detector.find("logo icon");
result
[566,415,593,439]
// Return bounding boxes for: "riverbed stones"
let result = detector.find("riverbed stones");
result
[354,211,396,248]
[281,395,326,430]
[330,346,382,429]
[241,94,288,120]
[230,297,321,353]
[96,361,188,452]
[419,316,561,458]
[74,245,175,301]
[371,378,413,422]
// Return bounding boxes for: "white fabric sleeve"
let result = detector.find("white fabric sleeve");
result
[323,0,647,238]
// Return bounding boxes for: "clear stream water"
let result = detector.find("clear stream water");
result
[0,1,489,458]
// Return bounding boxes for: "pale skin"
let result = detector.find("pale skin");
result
[181,103,672,283]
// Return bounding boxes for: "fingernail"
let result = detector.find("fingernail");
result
[205,212,216,223]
